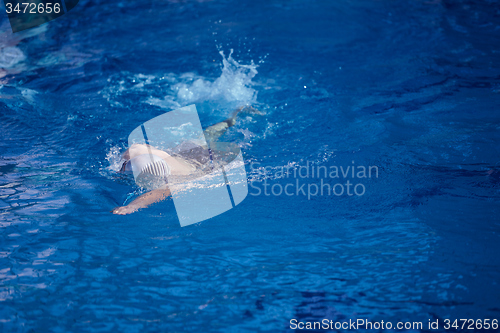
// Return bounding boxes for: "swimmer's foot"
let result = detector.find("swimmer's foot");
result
[204,105,264,142]
[225,105,264,127]
[242,105,264,115]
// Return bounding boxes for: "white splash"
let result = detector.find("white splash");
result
[105,145,126,173]
[146,49,258,109]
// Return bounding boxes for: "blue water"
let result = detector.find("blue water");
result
[1,0,500,331]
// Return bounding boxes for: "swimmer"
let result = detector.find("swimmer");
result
[112,105,260,215]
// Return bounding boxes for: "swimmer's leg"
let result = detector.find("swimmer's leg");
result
[203,106,262,142]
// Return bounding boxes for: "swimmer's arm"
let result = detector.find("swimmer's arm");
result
[112,187,171,215]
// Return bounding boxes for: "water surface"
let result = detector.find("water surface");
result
[1,0,500,331]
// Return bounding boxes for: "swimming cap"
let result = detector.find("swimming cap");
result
[129,154,170,189]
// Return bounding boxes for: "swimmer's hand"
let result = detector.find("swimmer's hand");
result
[112,187,171,215]
[112,205,140,215]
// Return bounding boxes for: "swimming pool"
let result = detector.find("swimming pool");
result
[1,0,500,331]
